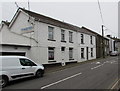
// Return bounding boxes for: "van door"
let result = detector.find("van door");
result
[3,58,24,79]
[17,58,37,78]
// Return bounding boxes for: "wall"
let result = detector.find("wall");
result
[30,20,96,64]
[33,21,78,64]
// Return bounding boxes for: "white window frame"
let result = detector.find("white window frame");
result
[69,31,73,43]
[48,47,55,60]
[90,36,93,44]
[69,48,73,59]
[81,48,84,59]
[48,26,54,40]
[91,48,93,57]
[61,29,65,41]
[81,34,84,44]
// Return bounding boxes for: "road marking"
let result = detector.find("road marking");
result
[91,64,104,70]
[41,72,82,89]
[111,78,120,89]
[91,65,101,70]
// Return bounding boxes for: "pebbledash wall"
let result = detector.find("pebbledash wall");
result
[0,8,96,64]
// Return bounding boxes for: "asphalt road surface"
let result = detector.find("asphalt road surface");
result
[3,56,119,89]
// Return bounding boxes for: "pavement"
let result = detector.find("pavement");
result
[2,56,120,90]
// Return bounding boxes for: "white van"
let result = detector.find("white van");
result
[0,56,44,87]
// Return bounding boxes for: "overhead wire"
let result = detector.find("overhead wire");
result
[97,0,104,25]
[97,0,117,37]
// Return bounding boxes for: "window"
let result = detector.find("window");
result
[61,30,65,41]
[48,47,54,60]
[69,31,73,43]
[90,36,93,44]
[48,26,54,40]
[69,48,73,59]
[91,48,93,57]
[61,47,65,52]
[81,34,84,44]
[19,58,37,66]
[81,48,84,59]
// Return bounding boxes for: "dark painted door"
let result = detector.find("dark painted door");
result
[86,47,89,60]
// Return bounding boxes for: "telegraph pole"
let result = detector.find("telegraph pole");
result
[98,0,105,58]
[102,25,105,58]
[28,0,30,11]
[15,2,19,8]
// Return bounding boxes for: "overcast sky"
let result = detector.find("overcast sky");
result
[0,0,119,37]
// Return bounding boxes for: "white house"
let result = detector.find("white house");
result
[0,8,96,65]
[106,35,119,53]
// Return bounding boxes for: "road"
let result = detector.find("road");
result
[3,56,119,89]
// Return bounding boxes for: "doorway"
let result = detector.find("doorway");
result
[61,47,65,61]
[86,47,89,60]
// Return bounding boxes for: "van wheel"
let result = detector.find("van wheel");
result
[35,70,43,78]
[0,76,8,88]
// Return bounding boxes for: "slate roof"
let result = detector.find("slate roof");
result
[11,7,102,36]
[20,8,98,36]
[20,8,80,32]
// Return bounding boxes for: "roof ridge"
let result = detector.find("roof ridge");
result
[19,8,99,36]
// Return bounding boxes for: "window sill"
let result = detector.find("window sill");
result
[61,40,66,43]
[81,43,84,44]
[69,59,74,60]
[69,41,74,43]
[48,60,56,62]
[48,39,56,41]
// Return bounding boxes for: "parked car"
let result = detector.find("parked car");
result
[0,56,44,87]
[110,51,118,56]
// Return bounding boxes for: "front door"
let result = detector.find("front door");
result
[86,47,89,60]
[18,58,37,78]
[61,47,65,61]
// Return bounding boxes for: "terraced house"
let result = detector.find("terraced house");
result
[0,8,97,65]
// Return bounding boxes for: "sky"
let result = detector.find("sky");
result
[0,0,119,37]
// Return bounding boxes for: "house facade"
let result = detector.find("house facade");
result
[0,8,96,64]
[81,27,109,58]
[96,35,109,58]
[106,35,120,53]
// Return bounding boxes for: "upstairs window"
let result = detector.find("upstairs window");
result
[69,31,73,43]
[90,36,93,44]
[61,30,65,41]
[48,26,54,40]
[81,34,84,44]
